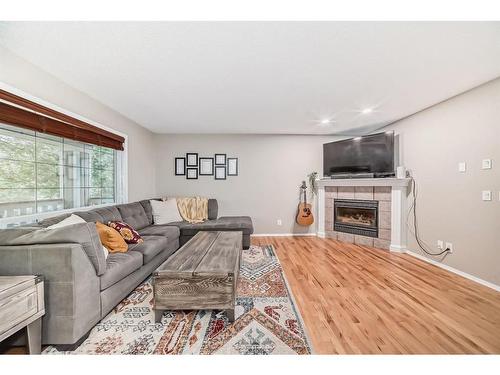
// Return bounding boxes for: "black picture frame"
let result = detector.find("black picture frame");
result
[186,168,198,179]
[186,153,198,167]
[199,157,214,176]
[214,153,226,166]
[215,166,226,180]
[227,157,238,176]
[174,157,186,176]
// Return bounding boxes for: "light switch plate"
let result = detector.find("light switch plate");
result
[458,162,466,172]
[482,159,492,170]
[482,190,492,201]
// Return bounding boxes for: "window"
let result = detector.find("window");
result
[0,123,119,223]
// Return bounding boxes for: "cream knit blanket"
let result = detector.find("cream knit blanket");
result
[176,196,208,223]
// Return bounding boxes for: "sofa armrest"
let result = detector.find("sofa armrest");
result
[208,199,218,220]
[0,222,106,276]
[0,243,101,345]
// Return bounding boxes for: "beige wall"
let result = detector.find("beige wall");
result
[155,79,500,286]
[383,78,500,285]
[154,134,339,234]
[0,46,157,202]
[2,43,498,285]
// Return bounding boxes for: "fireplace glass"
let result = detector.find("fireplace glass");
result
[334,199,378,238]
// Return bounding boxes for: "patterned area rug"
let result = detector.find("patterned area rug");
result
[44,245,312,355]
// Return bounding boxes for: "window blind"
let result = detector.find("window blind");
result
[0,89,125,151]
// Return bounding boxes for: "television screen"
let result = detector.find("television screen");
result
[323,132,395,177]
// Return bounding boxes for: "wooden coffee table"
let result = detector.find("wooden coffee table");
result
[152,231,242,323]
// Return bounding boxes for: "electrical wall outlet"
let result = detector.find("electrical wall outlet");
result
[482,159,492,170]
[445,242,453,253]
[276,219,282,226]
[482,190,492,201]
[437,240,444,250]
[458,162,466,172]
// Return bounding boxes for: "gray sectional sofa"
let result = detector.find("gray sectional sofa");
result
[0,198,253,348]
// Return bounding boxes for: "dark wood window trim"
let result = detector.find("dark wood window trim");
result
[0,89,125,150]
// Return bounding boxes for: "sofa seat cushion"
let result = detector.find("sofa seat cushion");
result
[138,225,180,241]
[116,202,150,230]
[100,251,143,290]
[172,216,254,236]
[128,235,168,264]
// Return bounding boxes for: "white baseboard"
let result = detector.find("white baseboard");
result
[389,244,407,253]
[406,250,500,292]
[251,233,317,237]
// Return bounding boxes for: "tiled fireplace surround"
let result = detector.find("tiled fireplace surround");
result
[317,178,411,252]
[324,186,392,249]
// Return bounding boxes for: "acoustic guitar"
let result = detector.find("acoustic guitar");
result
[296,181,314,226]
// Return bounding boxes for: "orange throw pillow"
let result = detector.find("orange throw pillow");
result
[95,221,128,253]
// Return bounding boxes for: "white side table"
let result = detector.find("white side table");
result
[0,276,45,354]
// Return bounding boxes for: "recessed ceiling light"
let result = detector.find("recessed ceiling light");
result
[361,108,373,114]
[320,119,331,125]
[354,137,362,141]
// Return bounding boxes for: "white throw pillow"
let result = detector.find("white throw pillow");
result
[150,199,183,225]
[46,214,86,229]
[47,214,109,259]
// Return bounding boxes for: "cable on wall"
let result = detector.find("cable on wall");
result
[408,176,451,256]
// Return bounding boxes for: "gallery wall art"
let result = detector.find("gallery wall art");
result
[175,153,238,180]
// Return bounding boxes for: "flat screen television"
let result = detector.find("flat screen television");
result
[323,131,395,178]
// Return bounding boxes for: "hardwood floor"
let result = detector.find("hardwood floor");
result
[3,235,499,355]
[251,236,500,354]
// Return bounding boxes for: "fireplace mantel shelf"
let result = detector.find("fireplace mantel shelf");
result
[317,177,410,188]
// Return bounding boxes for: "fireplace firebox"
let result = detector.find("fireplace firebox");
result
[334,199,378,238]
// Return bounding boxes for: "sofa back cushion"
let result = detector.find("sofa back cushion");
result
[36,198,210,228]
[38,213,72,227]
[139,199,154,225]
[76,206,123,223]
[38,206,123,228]
[116,202,150,230]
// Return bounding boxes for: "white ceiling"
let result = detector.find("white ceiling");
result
[1,22,500,135]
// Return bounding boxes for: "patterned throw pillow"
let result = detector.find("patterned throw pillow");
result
[107,221,144,244]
